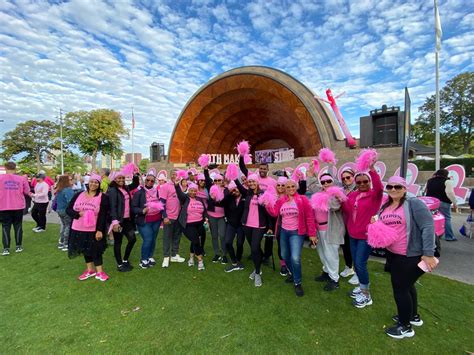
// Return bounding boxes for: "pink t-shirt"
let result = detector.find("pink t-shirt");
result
[0,174,30,211]
[120,188,131,219]
[258,176,276,192]
[280,200,299,231]
[159,183,180,220]
[381,205,408,255]
[314,208,329,232]
[196,189,208,208]
[71,192,102,232]
[208,206,225,218]
[246,195,260,228]
[33,181,49,203]
[187,198,205,223]
[145,187,161,223]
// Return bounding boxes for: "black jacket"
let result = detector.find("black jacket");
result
[235,179,270,229]
[108,175,140,223]
[426,176,451,204]
[66,191,109,234]
[175,183,206,229]
[132,187,160,226]
[221,188,245,227]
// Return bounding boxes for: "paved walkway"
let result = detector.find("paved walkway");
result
[24,210,474,285]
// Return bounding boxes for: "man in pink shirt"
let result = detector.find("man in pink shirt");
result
[0,162,31,255]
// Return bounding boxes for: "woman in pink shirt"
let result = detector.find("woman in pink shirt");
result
[266,179,316,297]
[31,173,50,232]
[195,174,208,256]
[371,176,437,339]
[66,174,110,282]
[174,181,207,271]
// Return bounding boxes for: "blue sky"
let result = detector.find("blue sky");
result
[1,0,473,158]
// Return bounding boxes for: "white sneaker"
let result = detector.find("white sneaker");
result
[32,227,40,231]
[170,254,185,263]
[34,228,45,233]
[188,258,195,267]
[198,260,205,271]
[348,274,359,285]
[340,266,355,278]
[162,257,170,268]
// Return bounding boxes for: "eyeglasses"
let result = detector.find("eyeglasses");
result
[321,180,333,185]
[386,184,404,191]
[342,176,352,181]
[277,184,285,187]
[214,179,222,183]
[356,180,369,185]
[145,179,155,183]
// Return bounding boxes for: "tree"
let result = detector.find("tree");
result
[1,120,60,171]
[139,158,150,173]
[54,152,87,175]
[412,72,473,155]
[64,109,128,171]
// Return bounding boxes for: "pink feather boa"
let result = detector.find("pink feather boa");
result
[291,167,304,181]
[176,169,188,180]
[326,186,348,202]
[355,148,378,172]
[318,148,337,164]
[198,154,210,168]
[311,191,331,212]
[243,154,252,164]
[367,220,399,248]
[258,186,277,208]
[121,162,137,177]
[83,210,96,227]
[146,201,164,212]
[236,140,250,156]
[225,163,239,181]
[209,185,224,202]
[312,159,320,174]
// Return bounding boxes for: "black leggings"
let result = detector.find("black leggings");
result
[388,252,424,326]
[341,231,353,268]
[225,224,245,263]
[113,218,136,265]
[84,254,103,266]
[183,221,203,257]
[1,210,23,249]
[190,223,206,254]
[244,226,265,274]
[31,202,48,229]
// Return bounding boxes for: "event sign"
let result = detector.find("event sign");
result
[445,164,469,204]
[394,163,420,196]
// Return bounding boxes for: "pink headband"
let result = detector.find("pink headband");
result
[89,173,102,183]
[247,174,259,182]
[188,182,198,190]
[197,174,205,181]
[277,177,288,184]
[214,174,224,180]
[387,176,407,188]
[320,175,333,183]
[228,181,237,190]
[354,171,371,181]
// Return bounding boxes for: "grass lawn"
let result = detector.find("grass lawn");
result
[1,221,473,354]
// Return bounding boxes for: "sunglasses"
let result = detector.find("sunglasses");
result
[145,179,155,182]
[356,180,369,185]
[386,184,404,191]
[214,179,222,183]
[321,180,333,185]
[341,176,352,181]
[277,184,285,187]
[286,185,297,189]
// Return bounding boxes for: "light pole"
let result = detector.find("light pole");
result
[59,108,64,175]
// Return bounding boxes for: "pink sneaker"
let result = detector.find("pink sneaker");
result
[95,271,109,282]
[78,270,96,281]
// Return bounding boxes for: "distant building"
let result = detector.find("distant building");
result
[150,142,166,162]
[125,153,142,164]
[100,153,125,170]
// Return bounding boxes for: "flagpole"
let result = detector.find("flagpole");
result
[59,108,64,175]
[131,107,135,166]
[434,0,442,171]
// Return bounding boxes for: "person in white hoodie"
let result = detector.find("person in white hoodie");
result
[31,173,49,232]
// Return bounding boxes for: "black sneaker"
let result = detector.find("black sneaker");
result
[212,255,220,263]
[123,261,134,270]
[280,265,288,276]
[294,284,304,297]
[221,256,228,264]
[117,264,131,272]
[148,258,156,267]
[236,262,245,270]
[285,275,294,284]
[139,261,150,269]
[323,280,340,291]
[314,272,330,282]
[385,323,415,339]
[15,246,23,253]
[2,248,10,256]
[224,264,240,273]
[392,314,423,327]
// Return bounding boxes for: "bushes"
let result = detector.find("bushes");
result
[411,158,474,177]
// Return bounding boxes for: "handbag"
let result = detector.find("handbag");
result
[459,212,473,239]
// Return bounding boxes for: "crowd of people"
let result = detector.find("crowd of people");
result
[2,143,467,339]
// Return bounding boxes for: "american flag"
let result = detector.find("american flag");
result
[132,110,135,129]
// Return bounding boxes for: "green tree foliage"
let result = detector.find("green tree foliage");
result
[1,120,60,171]
[54,152,87,175]
[139,158,150,173]
[412,72,473,155]
[64,109,128,170]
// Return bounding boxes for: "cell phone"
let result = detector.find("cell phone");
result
[417,257,439,272]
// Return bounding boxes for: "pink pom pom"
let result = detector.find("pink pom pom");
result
[291,168,304,182]
[367,220,399,248]
[355,148,378,172]
[83,210,96,227]
[326,186,348,202]
[318,148,337,165]
[176,169,188,180]
[243,154,252,164]
[311,192,331,212]
[198,154,210,168]
[225,163,239,181]
[146,201,164,212]
[237,140,250,156]
[121,162,137,177]
[312,159,320,174]
[258,187,277,208]
[210,185,224,202]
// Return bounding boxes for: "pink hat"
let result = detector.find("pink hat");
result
[354,171,371,181]
[247,173,259,182]
[387,176,407,188]
[197,173,205,181]
[188,182,198,190]
[213,174,224,181]
[228,181,237,191]
[319,174,333,182]
[157,174,167,181]
[89,173,102,183]
[277,177,288,184]
[188,168,198,176]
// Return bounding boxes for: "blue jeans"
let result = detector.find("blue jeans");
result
[138,220,161,261]
[280,228,304,285]
[350,237,372,290]
[439,201,455,240]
